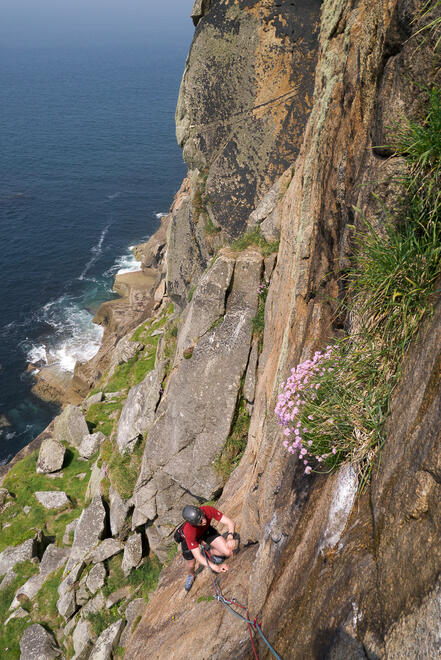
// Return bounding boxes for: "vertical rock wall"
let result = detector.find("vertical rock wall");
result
[126,0,441,658]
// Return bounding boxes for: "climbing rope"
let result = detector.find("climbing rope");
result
[200,544,283,660]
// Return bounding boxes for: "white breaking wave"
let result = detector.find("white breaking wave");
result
[79,223,111,280]
[155,212,168,219]
[104,245,142,276]
[24,297,104,373]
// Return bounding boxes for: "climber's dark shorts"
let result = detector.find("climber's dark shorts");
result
[181,525,220,560]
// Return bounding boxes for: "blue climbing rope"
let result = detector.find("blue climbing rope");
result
[201,544,283,660]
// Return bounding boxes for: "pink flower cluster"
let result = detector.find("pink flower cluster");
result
[275,346,335,474]
[257,280,269,295]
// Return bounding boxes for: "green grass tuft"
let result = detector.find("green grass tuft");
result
[1,449,91,551]
[230,228,279,257]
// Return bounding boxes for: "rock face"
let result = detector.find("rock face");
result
[115,362,164,455]
[125,1,441,659]
[176,0,321,236]
[35,491,70,509]
[36,437,65,473]
[19,624,61,659]
[133,250,262,554]
[109,487,132,539]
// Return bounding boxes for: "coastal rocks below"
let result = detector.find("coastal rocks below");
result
[19,624,61,660]
[35,491,70,510]
[36,437,65,474]
[54,405,89,449]
[31,365,83,407]
[65,496,106,574]
[133,250,262,554]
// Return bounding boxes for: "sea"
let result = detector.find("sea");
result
[0,42,189,464]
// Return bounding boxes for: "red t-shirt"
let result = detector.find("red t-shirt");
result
[183,505,223,550]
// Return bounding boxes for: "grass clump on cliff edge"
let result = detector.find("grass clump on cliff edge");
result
[0,448,91,551]
[276,87,441,486]
[215,397,250,479]
[99,435,146,500]
[230,227,279,257]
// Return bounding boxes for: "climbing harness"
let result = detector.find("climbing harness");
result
[200,544,283,660]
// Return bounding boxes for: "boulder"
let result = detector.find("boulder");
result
[0,534,41,576]
[76,576,90,607]
[121,533,142,577]
[65,496,106,574]
[115,362,164,455]
[88,538,123,564]
[73,618,95,659]
[19,624,61,659]
[85,462,106,500]
[86,563,106,594]
[89,619,124,660]
[82,392,103,411]
[81,591,105,617]
[5,606,29,625]
[36,437,65,474]
[109,487,132,539]
[11,544,69,609]
[79,432,106,459]
[105,585,132,608]
[35,491,70,509]
[0,568,16,591]
[57,588,77,619]
[54,405,89,449]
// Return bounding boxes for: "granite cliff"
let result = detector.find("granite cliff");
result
[1,1,441,659]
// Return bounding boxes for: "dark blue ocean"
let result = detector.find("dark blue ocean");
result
[0,43,189,463]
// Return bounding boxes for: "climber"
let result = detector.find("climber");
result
[177,504,239,592]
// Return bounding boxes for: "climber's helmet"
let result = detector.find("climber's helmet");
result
[182,505,204,525]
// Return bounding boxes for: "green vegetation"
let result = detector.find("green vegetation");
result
[33,567,64,630]
[87,604,121,637]
[0,561,39,659]
[215,397,250,479]
[203,212,221,235]
[0,449,91,551]
[87,399,123,438]
[128,555,161,602]
[277,87,441,486]
[230,227,279,256]
[253,281,269,346]
[100,435,146,500]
